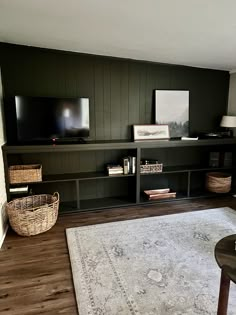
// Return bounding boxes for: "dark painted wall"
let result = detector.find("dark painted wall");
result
[0,43,229,141]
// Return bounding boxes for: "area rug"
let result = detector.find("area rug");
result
[66,207,236,315]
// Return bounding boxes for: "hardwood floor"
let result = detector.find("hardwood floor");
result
[1,197,236,315]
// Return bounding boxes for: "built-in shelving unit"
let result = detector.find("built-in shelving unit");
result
[2,138,236,214]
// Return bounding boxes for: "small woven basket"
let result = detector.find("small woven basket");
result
[140,163,163,174]
[206,172,231,193]
[9,164,42,184]
[6,192,59,236]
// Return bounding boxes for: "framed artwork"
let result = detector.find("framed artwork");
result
[133,124,170,141]
[155,90,189,138]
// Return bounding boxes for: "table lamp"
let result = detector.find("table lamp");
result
[220,115,236,137]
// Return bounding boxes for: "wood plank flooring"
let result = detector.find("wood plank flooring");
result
[1,197,236,315]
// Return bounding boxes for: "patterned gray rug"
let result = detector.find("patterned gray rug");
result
[66,207,236,315]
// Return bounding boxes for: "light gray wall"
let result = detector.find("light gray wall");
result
[0,69,7,248]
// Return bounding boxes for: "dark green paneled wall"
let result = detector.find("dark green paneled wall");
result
[0,43,229,140]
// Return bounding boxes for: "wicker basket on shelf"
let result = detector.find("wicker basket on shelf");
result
[9,164,42,184]
[6,193,59,236]
[140,163,163,174]
[206,172,231,193]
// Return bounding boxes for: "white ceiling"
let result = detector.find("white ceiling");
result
[0,0,236,71]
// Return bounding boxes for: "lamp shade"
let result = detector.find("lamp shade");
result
[220,115,236,128]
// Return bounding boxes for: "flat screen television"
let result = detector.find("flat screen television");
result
[15,96,90,143]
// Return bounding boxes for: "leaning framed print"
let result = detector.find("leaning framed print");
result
[133,124,170,141]
[155,90,189,138]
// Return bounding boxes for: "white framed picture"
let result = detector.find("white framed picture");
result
[133,124,170,141]
[155,90,189,138]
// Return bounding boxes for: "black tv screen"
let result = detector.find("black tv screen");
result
[15,96,90,142]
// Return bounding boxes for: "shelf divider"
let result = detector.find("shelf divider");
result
[136,148,141,203]
[187,171,191,198]
[76,180,80,209]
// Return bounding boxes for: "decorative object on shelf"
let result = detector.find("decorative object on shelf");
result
[133,124,169,141]
[155,90,189,138]
[6,192,59,236]
[140,162,163,174]
[9,164,42,184]
[206,172,231,193]
[220,115,236,137]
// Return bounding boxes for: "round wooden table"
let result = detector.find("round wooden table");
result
[215,234,236,315]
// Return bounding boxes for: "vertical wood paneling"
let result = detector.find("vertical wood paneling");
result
[0,43,229,142]
[120,62,129,139]
[103,60,111,140]
[94,59,105,140]
[139,63,147,125]
[64,54,78,97]
[128,62,141,138]
[110,61,121,139]
[145,64,156,124]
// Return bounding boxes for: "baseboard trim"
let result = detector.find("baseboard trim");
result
[0,223,9,249]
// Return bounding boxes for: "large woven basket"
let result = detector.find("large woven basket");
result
[206,172,231,193]
[6,193,59,236]
[9,164,42,184]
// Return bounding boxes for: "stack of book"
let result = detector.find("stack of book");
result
[122,156,136,175]
[144,188,176,200]
[107,165,123,176]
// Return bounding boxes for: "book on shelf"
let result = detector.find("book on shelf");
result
[122,156,136,174]
[9,186,29,194]
[148,192,176,200]
[144,188,170,195]
[123,157,129,175]
[131,156,136,174]
[107,164,124,176]
[108,172,124,176]
[181,137,198,141]
[143,188,176,200]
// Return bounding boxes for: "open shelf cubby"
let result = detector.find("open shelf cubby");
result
[3,138,236,213]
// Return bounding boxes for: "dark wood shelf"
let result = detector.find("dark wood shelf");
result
[80,196,135,211]
[190,190,233,199]
[140,165,234,175]
[59,197,136,213]
[3,137,236,154]
[76,172,135,181]
[59,201,78,213]
[9,172,135,186]
[4,138,236,213]
[139,192,188,204]
[9,165,232,187]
